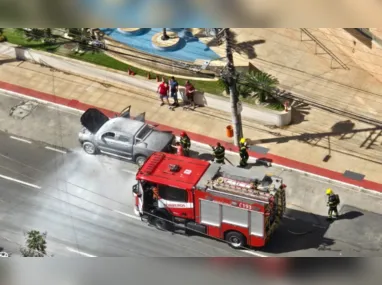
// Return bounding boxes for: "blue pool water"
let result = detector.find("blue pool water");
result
[101,28,221,63]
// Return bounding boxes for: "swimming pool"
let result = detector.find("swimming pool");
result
[101,28,221,63]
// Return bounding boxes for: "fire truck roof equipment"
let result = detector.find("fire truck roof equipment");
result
[196,163,284,203]
[137,152,210,189]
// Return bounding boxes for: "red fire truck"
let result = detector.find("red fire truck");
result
[132,152,286,249]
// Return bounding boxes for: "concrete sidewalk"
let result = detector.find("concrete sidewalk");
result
[0,59,382,192]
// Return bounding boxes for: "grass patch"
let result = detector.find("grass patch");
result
[3,28,225,95]
[3,28,61,52]
[69,51,226,94]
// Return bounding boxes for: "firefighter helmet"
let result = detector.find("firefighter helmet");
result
[326,188,333,195]
[240,138,246,144]
[180,131,186,137]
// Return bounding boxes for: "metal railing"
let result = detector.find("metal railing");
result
[300,28,350,70]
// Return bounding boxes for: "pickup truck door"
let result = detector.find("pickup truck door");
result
[97,132,120,155]
[113,134,133,158]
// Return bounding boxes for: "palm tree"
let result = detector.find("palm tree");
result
[67,28,92,54]
[23,28,45,41]
[20,230,48,257]
[241,70,279,103]
[161,28,169,40]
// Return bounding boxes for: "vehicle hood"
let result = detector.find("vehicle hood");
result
[80,108,109,134]
[143,130,175,151]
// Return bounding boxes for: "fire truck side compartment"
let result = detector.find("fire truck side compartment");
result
[198,197,265,241]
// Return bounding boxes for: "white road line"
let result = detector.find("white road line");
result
[1,89,84,115]
[241,250,268,257]
[113,210,141,220]
[283,215,296,220]
[9,136,32,144]
[45,146,67,154]
[121,169,136,175]
[66,247,97,257]
[0,174,41,189]
[312,224,327,229]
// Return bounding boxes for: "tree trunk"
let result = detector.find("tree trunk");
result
[224,28,243,146]
[161,28,169,40]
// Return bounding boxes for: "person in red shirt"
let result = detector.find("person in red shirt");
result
[172,142,184,156]
[157,78,170,107]
[185,80,196,108]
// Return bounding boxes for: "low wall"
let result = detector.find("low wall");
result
[0,43,292,127]
[189,91,292,127]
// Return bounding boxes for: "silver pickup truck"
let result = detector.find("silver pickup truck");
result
[78,107,175,167]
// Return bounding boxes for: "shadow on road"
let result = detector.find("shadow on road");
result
[261,208,335,254]
[338,210,364,220]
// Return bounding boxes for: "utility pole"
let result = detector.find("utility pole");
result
[223,28,243,146]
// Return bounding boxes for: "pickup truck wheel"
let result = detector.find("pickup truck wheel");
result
[135,155,147,167]
[82,142,98,155]
[225,231,246,249]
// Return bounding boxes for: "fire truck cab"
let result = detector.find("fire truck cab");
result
[132,152,286,249]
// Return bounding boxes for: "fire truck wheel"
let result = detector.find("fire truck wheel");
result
[225,231,246,249]
[153,214,171,231]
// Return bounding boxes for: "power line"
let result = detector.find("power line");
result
[209,27,382,78]
[22,27,382,81]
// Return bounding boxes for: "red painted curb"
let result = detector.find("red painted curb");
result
[1,80,382,193]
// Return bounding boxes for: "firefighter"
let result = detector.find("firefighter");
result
[326,188,340,219]
[211,142,225,164]
[180,131,191,156]
[172,141,184,156]
[239,138,249,167]
[152,186,159,200]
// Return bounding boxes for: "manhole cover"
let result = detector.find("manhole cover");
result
[10,101,38,119]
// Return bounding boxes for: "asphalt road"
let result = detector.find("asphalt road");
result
[0,90,382,257]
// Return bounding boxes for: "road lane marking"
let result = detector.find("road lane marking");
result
[312,224,327,229]
[283,215,296,220]
[121,169,136,175]
[113,210,141,220]
[241,250,267,257]
[66,247,96,257]
[45,146,67,154]
[9,136,32,144]
[0,174,41,189]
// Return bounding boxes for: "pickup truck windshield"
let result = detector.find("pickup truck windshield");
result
[136,125,152,140]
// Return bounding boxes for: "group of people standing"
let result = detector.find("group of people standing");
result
[157,77,196,109]
[172,132,250,169]
[210,138,249,168]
